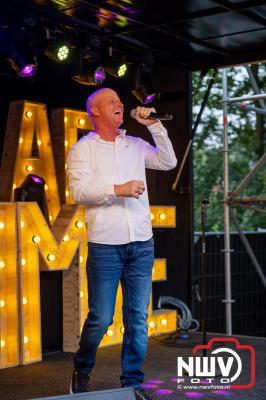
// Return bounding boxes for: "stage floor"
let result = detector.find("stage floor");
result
[0,333,265,400]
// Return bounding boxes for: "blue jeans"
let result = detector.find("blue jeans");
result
[74,238,154,388]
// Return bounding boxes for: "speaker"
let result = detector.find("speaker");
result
[35,387,136,400]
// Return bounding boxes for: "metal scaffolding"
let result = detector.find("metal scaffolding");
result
[222,67,266,335]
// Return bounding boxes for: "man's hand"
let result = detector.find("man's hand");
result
[114,180,145,199]
[133,106,157,126]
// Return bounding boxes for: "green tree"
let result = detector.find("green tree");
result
[193,65,266,232]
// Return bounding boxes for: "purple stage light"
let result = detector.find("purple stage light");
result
[146,379,164,384]
[30,175,44,184]
[141,384,158,389]
[94,67,105,85]
[170,377,178,382]
[185,392,203,399]
[212,390,231,396]
[19,64,37,78]
[155,389,174,395]
[144,93,156,104]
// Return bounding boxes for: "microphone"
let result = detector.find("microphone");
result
[130,109,173,121]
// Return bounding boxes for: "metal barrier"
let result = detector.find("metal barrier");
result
[193,231,266,337]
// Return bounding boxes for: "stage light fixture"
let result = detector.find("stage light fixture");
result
[45,40,70,62]
[73,64,105,86]
[44,29,71,62]
[57,45,69,61]
[105,47,127,78]
[14,174,50,224]
[6,37,38,78]
[0,27,38,78]
[106,61,127,78]
[131,64,157,104]
[7,46,37,78]
[72,47,105,86]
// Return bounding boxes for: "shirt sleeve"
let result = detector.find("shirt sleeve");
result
[66,142,117,205]
[143,121,177,170]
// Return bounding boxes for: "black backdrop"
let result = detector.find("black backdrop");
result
[0,60,193,351]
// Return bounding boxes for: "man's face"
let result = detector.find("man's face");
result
[93,89,124,129]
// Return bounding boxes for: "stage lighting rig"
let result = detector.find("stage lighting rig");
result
[14,174,50,224]
[44,28,71,62]
[0,26,38,78]
[72,47,105,86]
[105,46,127,78]
[131,63,157,104]
[8,48,37,78]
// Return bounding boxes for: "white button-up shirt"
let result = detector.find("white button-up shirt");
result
[67,121,177,244]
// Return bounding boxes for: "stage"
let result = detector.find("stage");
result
[0,333,265,400]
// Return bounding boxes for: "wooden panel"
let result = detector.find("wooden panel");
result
[0,101,60,223]
[17,203,88,362]
[50,108,93,205]
[150,206,176,228]
[0,203,19,369]
[62,253,81,352]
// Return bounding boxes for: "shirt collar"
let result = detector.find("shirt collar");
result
[88,129,126,143]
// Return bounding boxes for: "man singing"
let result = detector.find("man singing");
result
[67,88,177,400]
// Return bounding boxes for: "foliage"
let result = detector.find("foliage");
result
[193,65,266,232]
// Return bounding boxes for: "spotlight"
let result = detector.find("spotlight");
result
[14,57,37,78]
[0,27,38,78]
[44,29,71,62]
[105,47,127,78]
[57,45,69,61]
[131,64,156,104]
[14,174,50,224]
[45,40,70,62]
[72,48,105,86]
[106,61,127,78]
[8,48,37,78]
